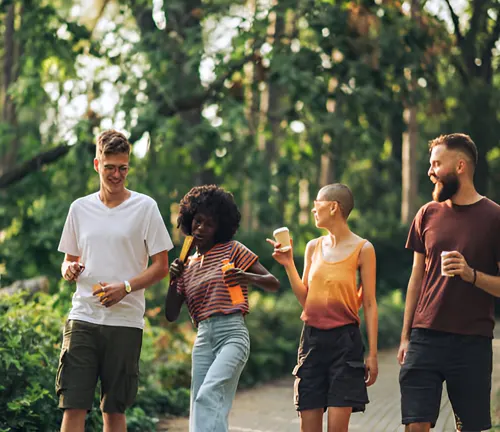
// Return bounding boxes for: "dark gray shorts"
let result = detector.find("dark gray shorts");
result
[293,323,369,412]
[55,319,142,413]
[399,328,492,430]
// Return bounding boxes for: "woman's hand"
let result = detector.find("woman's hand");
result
[169,258,185,280]
[223,268,253,286]
[266,238,294,267]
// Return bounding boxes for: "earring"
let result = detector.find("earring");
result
[330,211,335,216]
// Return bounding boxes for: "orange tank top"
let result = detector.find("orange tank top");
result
[301,237,366,329]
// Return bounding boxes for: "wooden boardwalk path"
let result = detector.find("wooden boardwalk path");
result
[161,340,500,431]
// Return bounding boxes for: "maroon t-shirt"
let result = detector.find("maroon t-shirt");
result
[406,198,500,337]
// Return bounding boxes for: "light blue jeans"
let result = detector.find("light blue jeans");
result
[189,313,250,432]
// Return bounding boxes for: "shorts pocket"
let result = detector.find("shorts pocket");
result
[55,349,68,396]
[121,362,139,409]
[341,361,368,403]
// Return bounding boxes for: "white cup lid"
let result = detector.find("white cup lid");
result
[273,227,289,236]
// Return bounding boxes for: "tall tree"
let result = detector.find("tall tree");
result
[401,0,420,224]
[440,0,500,194]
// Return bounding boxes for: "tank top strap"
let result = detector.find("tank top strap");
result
[313,237,366,263]
[312,236,326,261]
[350,239,367,263]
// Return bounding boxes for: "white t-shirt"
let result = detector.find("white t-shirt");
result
[58,191,174,329]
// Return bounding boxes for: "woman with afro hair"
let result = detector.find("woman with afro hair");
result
[165,185,280,432]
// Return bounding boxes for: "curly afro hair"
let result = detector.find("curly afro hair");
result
[177,185,241,243]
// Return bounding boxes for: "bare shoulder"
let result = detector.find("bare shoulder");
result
[306,237,320,249]
[359,240,376,262]
[361,240,375,252]
[351,233,374,252]
[305,237,321,257]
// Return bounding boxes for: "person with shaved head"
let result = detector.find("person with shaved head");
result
[398,133,500,432]
[268,183,378,432]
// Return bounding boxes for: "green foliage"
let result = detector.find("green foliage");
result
[0,291,192,432]
[240,291,303,387]
[0,292,64,431]
[360,289,405,349]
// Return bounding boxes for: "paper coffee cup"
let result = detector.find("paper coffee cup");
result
[273,227,291,252]
[441,251,454,277]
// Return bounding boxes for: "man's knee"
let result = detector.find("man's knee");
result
[61,409,86,432]
[102,412,126,432]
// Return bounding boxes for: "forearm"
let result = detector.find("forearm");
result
[401,278,422,341]
[284,262,307,307]
[165,279,184,321]
[472,271,500,297]
[247,272,280,292]
[363,302,378,357]
[129,260,169,292]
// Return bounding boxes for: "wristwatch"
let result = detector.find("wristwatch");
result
[124,280,132,294]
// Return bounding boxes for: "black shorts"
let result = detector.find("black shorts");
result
[293,323,368,412]
[400,328,492,430]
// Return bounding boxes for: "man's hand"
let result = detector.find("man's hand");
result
[397,339,409,365]
[223,268,252,287]
[442,251,474,283]
[365,355,378,386]
[93,282,127,307]
[62,262,84,282]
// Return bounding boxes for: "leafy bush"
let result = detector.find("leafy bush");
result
[240,291,303,387]
[0,292,64,432]
[360,289,405,350]
[0,291,193,432]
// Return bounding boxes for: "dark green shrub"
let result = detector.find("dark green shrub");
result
[0,292,64,432]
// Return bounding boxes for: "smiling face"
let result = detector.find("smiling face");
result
[94,153,130,195]
[428,145,461,202]
[191,212,218,252]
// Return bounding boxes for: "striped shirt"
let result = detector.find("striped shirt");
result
[177,240,258,326]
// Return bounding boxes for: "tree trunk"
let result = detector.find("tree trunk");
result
[0,2,19,175]
[319,150,335,187]
[401,0,419,225]
[401,107,418,224]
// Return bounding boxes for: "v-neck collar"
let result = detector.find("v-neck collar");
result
[95,190,134,211]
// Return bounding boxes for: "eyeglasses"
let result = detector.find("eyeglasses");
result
[103,165,129,174]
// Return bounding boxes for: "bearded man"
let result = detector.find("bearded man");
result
[397,133,500,432]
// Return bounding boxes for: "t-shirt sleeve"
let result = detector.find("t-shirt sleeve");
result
[406,206,426,254]
[145,202,174,256]
[230,241,258,271]
[58,204,80,256]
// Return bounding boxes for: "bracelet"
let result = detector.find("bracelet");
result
[472,268,477,287]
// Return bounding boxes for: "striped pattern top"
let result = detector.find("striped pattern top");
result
[177,240,258,326]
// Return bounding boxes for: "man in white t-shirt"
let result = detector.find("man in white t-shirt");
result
[56,130,173,432]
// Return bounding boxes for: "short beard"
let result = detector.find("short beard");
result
[432,173,459,202]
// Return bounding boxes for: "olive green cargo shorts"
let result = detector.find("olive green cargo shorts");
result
[55,319,142,413]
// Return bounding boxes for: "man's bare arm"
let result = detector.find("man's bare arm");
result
[398,252,425,364]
